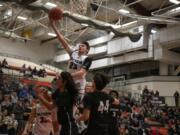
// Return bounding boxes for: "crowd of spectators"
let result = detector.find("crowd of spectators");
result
[0,65,180,135]
[0,74,33,135]
[117,88,180,135]
[0,59,47,78]
[20,64,47,78]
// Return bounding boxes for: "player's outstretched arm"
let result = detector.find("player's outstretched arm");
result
[50,20,72,54]
[72,57,92,79]
[35,86,55,110]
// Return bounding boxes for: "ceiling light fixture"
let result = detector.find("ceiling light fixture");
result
[81,23,89,27]
[112,20,138,29]
[6,10,12,16]
[151,29,157,34]
[139,26,144,32]
[45,2,57,8]
[17,16,27,20]
[169,0,180,4]
[171,7,180,12]
[48,33,56,37]
[119,9,130,14]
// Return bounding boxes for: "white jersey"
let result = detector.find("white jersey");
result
[68,50,91,93]
[33,104,52,135]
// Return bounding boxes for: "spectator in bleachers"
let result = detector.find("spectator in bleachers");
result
[10,79,19,92]
[155,90,159,97]
[18,85,29,100]
[6,113,18,135]
[26,66,32,77]
[0,109,9,134]
[2,59,9,68]
[28,84,36,98]
[150,90,155,97]
[0,109,18,135]
[13,100,26,135]
[3,78,10,92]
[36,68,47,78]
[32,67,37,76]
[10,91,18,105]
[23,99,31,121]
[37,69,42,77]
[143,86,149,94]
[1,94,13,113]
[42,68,47,77]
[28,66,32,71]
[20,64,26,75]
[174,91,179,107]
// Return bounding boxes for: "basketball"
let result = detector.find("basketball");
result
[49,7,63,21]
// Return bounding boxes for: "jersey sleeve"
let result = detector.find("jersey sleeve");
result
[82,57,92,71]
[83,94,92,110]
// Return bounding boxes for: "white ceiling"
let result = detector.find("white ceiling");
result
[0,0,179,45]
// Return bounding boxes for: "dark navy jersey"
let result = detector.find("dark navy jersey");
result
[52,89,74,124]
[109,104,121,129]
[83,92,114,134]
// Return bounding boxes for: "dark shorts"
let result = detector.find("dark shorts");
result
[60,121,79,135]
[109,128,119,135]
[85,129,109,135]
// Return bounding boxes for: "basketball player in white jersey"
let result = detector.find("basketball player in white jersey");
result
[50,20,92,104]
[23,98,53,135]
